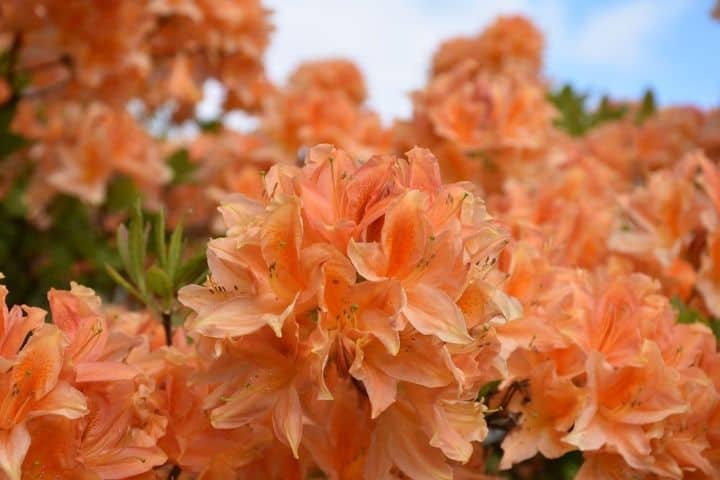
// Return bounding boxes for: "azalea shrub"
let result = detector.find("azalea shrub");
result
[1,1,720,479]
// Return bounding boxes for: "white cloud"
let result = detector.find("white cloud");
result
[261,0,688,120]
[264,0,534,120]
[570,1,685,69]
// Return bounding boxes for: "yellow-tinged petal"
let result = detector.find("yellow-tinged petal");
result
[0,423,29,480]
[381,190,430,278]
[272,385,303,459]
[403,284,472,344]
[349,340,397,419]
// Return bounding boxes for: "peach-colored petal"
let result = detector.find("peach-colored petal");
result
[75,361,139,383]
[272,385,303,459]
[181,287,297,338]
[428,399,488,463]
[26,381,87,420]
[403,284,472,344]
[0,424,30,480]
[347,240,387,282]
[382,190,430,278]
[349,340,397,418]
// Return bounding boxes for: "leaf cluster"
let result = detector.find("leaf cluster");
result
[548,84,656,137]
[105,204,207,322]
[671,296,720,340]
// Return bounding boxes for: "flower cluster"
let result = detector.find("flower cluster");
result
[178,144,515,478]
[0,281,167,480]
[395,16,558,196]
[496,245,720,478]
[1,3,720,479]
[1,0,273,223]
[260,59,391,162]
[0,0,272,111]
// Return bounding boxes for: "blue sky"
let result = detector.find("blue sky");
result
[261,0,720,121]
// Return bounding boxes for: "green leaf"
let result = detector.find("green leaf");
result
[484,448,502,474]
[146,264,173,299]
[477,379,501,401]
[153,210,167,269]
[10,70,30,91]
[167,219,184,282]
[0,132,29,157]
[104,264,143,302]
[2,169,28,217]
[549,84,628,137]
[176,248,208,287]
[0,96,29,160]
[115,225,131,272]
[198,118,222,133]
[635,89,656,125]
[0,51,11,76]
[105,176,140,212]
[671,296,720,341]
[0,97,17,131]
[127,203,148,293]
[590,96,627,128]
[548,84,589,137]
[166,148,196,185]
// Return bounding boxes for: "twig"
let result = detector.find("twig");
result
[162,311,173,346]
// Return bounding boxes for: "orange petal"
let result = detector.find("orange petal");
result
[403,284,472,344]
[347,240,388,282]
[381,190,430,278]
[384,405,453,480]
[0,423,30,480]
[272,385,303,459]
[349,341,397,419]
[26,381,87,420]
[182,288,297,338]
[75,361,139,383]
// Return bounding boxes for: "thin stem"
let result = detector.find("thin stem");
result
[167,465,181,480]
[162,311,173,346]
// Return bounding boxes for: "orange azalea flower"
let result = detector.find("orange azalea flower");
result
[500,360,582,468]
[71,381,167,479]
[261,61,390,161]
[414,62,553,153]
[155,345,272,477]
[695,152,720,316]
[0,286,44,370]
[365,400,453,480]
[576,452,649,480]
[180,144,515,472]
[49,103,169,206]
[8,283,169,479]
[288,59,367,105]
[431,16,543,78]
[564,344,687,471]
[0,325,87,480]
[555,271,677,368]
[301,366,373,479]
[49,284,140,383]
[201,333,305,460]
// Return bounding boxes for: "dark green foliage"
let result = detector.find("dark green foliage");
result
[0,93,29,160]
[635,89,657,125]
[166,148,197,185]
[105,176,141,212]
[549,84,656,137]
[104,204,207,338]
[0,188,121,308]
[198,118,223,133]
[671,296,720,340]
[477,379,501,401]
